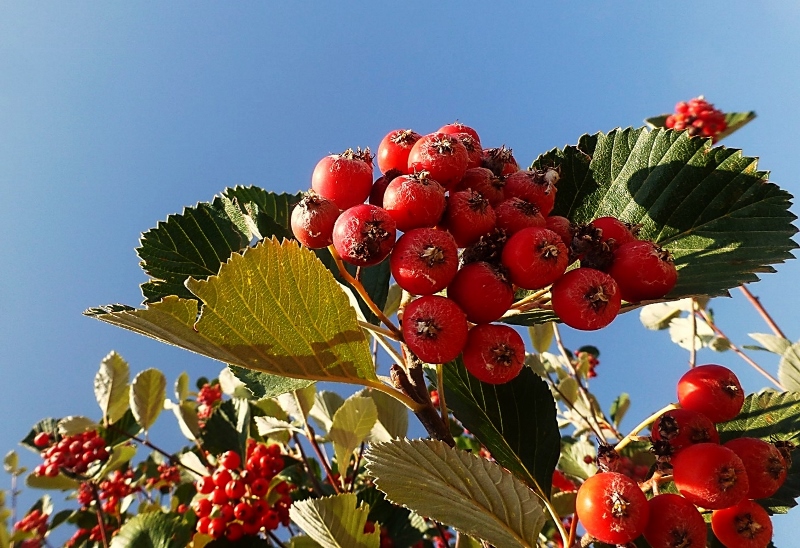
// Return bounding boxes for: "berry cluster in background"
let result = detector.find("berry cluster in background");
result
[292,122,678,385]
[665,97,728,141]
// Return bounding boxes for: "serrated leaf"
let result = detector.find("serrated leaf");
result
[356,486,427,547]
[610,393,631,427]
[558,437,597,480]
[290,493,379,548]
[360,388,408,442]
[168,400,201,441]
[175,371,190,402]
[531,127,797,300]
[57,416,97,436]
[255,416,300,437]
[222,186,301,241]
[199,398,250,459]
[748,333,792,356]
[130,368,167,432]
[217,366,250,399]
[366,439,546,548]
[432,362,560,498]
[717,390,800,513]
[88,239,381,390]
[639,301,685,330]
[94,444,137,480]
[94,351,130,424]
[310,391,346,434]
[528,322,554,353]
[110,511,192,548]
[278,384,318,423]
[229,366,312,399]
[329,396,377,478]
[779,342,800,392]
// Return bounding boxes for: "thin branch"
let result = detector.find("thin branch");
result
[107,425,207,477]
[304,422,341,494]
[689,298,697,368]
[291,432,325,497]
[267,530,289,548]
[614,403,678,452]
[436,363,449,426]
[739,285,787,339]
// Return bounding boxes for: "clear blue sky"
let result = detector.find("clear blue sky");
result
[2,2,799,544]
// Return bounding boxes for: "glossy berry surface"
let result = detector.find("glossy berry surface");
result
[501,227,568,289]
[642,493,707,548]
[672,442,749,509]
[551,268,621,330]
[441,189,496,248]
[381,172,446,231]
[454,167,505,207]
[650,407,720,453]
[407,132,468,190]
[447,261,513,324]
[437,122,480,145]
[575,472,650,545]
[590,216,637,249]
[711,499,773,548]
[724,437,788,499]
[494,198,546,235]
[608,240,677,302]
[462,324,525,384]
[377,129,421,175]
[332,204,396,267]
[311,148,373,210]
[290,193,340,249]
[502,169,558,216]
[677,364,744,423]
[402,295,468,364]
[390,228,458,295]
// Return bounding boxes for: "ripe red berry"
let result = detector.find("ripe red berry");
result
[503,169,558,217]
[213,468,233,487]
[290,192,340,249]
[462,324,525,384]
[642,493,707,548]
[369,171,400,207]
[208,517,227,539]
[724,437,788,499]
[590,216,638,249]
[390,228,459,295]
[219,450,242,471]
[454,167,506,207]
[440,190,497,248]
[193,497,212,518]
[711,500,773,548]
[650,408,720,453]
[408,133,469,190]
[550,268,621,331]
[677,364,744,423]
[447,261,513,324]
[494,198,546,235]
[575,472,650,545]
[545,215,574,250]
[481,146,519,177]
[381,172,446,231]
[225,479,246,500]
[608,240,678,302]
[226,521,245,542]
[250,477,269,497]
[672,442,749,509]
[332,204,397,267]
[311,148,374,210]
[33,432,51,448]
[666,97,728,142]
[402,295,468,364]
[437,122,481,145]
[453,133,483,170]
[377,129,421,175]
[501,227,569,290]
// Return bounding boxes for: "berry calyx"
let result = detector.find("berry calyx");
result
[440,190,497,248]
[462,324,525,384]
[402,295,468,364]
[390,228,459,295]
[332,204,397,267]
[650,407,720,454]
[455,167,505,207]
[494,198,546,235]
[550,268,621,331]
[377,129,421,175]
[711,499,773,548]
[481,145,519,177]
[502,168,559,216]
[408,133,468,190]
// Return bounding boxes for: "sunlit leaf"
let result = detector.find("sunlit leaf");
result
[528,322,554,353]
[290,493,379,548]
[779,342,800,392]
[57,416,97,436]
[359,388,408,442]
[366,439,546,548]
[329,396,377,479]
[130,368,167,432]
[748,333,792,356]
[110,511,192,548]
[310,391,346,434]
[94,351,130,424]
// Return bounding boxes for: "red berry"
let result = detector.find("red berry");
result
[503,169,558,217]
[219,450,242,471]
[453,133,483,170]
[672,442,749,509]
[501,227,569,290]
[447,261,513,324]
[311,148,373,210]
[590,216,637,249]
[650,408,720,453]
[441,190,496,248]
[608,240,677,302]
[454,167,506,207]
[494,198,546,235]
[234,502,254,521]
[666,97,727,142]
[551,268,621,331]
[382,172,446,231]
[250,477,269,497]
[225,521,245,542]
[192,497,212,518]
[677,364,744,423]
[377,129,421,175]
[545,215,574,250]
[210,487,229,505]
[291,192,340,249]
[481,146,519,177]
[642,493,707,548]
[225,479,246,500]
[724,437,788,499]
[408,133,469,190]
[575,472,650,545]
[208,517,227,539]
[213,468,233,487]
[402,295,468,364]
[332,204,397,267]
[462,324,525,384]
[33,432,51,448]
[369,171,400,207]
[390,228,459,295]
[437,122,481,145]
[711,500,772,548]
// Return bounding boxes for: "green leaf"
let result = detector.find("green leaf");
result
[558,437,597,481]
[289,536,324,548]
[610,393,631,427]
[433,362,560,498]
[221,186,302,241]
[550,491,576,517]
[716,390,800,513]
[365,439,546,548]
[94,351,130,424]
[87,239,381,389]
[310,391,346,434]
[359,388,408,442]
[130,368,167,432]
[527,322,554,353]
[229,366,312,399]
[20,418,58,453]
[357,487,426,547]
[57,416,98,436]
[167,400,200,441]
[109,511,192,548]
[329,396,378,478]
[93,444,137,480]
[668,316,715,351]
[3,451,18,474]
[254,416,300,437]
[382,283,402,318]
[290,493,380,548]
[779,342,800,392]
[279,384,318,423]
[217,366,251,399]
[639,301,685,330]
[528,127,797,303]
[748,333,792,356]
[199,398,250,459]
[175,371,190,402]
[26,473,80,491]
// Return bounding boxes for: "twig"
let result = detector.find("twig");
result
[689,298,697,368]
[267,530,289,548]
[436,363,449,425]
[614,403,678,452]
[739,285,787,339]
[304,422,341,494]
[291,432,325,497]
[696,309,785,390]
[90,483,110,548]
[348,442,366,493]
[107,425,207,477]
[567,514,578,548]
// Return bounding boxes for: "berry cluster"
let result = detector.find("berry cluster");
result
[292,122,678,384]
[575,365,788,547]
[192,444,293,541]
[665,96,728,141]
[33,429,109,477]
[197,382,223,421]
[145,462,182,492]
[13,508,49,547]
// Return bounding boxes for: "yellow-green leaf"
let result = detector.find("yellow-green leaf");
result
[130,368,167,432]
[94,351,130,424]
[290,493,379,548]
[329,396,377,480]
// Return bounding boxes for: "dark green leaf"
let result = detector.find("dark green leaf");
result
[717,390,800,513]
[101,409,142,447]
[199,398,250,459]
[431,362,560,497]
[229,366,312,399]
[20,418,59,453]
[109,512,192,548]
[358,487,426,548]
[221,186,302,241]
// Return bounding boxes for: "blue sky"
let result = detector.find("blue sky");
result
[2,2,800,544]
